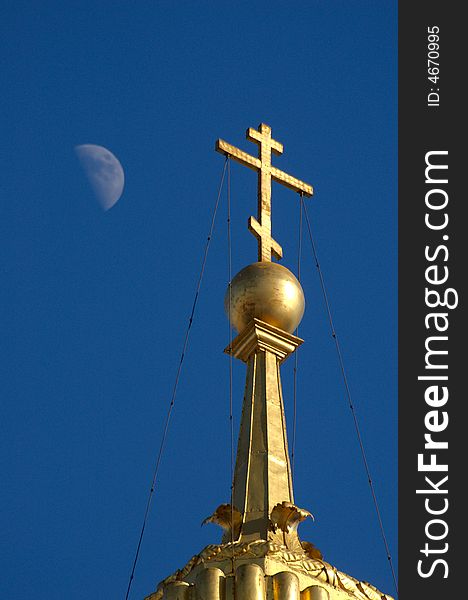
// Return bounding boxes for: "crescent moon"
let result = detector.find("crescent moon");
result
[75,144,124,211]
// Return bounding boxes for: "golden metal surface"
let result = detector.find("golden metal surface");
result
[203,504,243,543]
[216,123,313,262]
[225,262,305,334]
[162,581,190,600]
[301,586,330,600]
[300,542,323,561]
[270,502,313,535]
[272,571,300,600]
[235,563,265,600]
[149,541,394,600]
[196,568,226,600]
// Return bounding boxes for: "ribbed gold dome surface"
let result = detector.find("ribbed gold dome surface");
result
[225,261,305,334]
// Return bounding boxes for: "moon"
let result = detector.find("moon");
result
[75,144,124,211]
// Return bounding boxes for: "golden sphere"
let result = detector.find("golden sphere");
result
[225,262,305,333]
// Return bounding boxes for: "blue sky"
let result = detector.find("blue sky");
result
[1,2,397,598]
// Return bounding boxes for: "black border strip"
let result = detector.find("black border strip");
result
[398,4,462,598]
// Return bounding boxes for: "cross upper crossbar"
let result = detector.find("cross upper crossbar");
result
[216,123,313,262]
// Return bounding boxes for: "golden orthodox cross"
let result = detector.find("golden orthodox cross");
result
[216,123,313,262]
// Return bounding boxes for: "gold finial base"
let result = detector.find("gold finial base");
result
[225,318,303,363]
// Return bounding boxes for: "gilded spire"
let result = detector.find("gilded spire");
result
[144,124,394,600]
[216,124,312,549]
